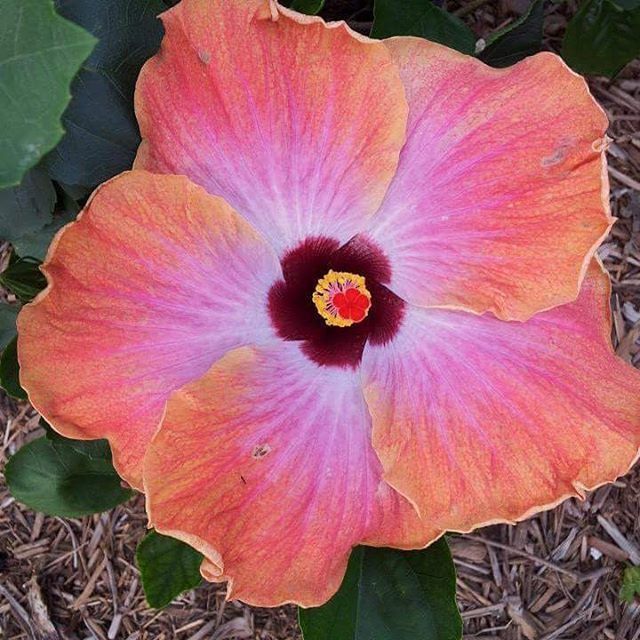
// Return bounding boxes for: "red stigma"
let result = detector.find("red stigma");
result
[334,288,371,322]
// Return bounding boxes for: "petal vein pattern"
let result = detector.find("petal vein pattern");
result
[366,39,611,320]
[135,0,408,255]
[144,341,438,607]
[362,262,640,530]
[18,171,281,488]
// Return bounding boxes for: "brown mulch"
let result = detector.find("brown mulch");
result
[2,1,640,638]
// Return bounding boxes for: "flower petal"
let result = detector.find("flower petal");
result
[144,341,436,607]
[134,0,407,255]
[17,171,280,489]
[361,261,640,531]
[366,39,610,320]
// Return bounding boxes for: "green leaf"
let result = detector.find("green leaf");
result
[299,539,462,640]
[0,0,96,188]
[613,0,640,8]
[371,0,476,54]
[5,436,132,517]
[41,419,114,460]
[136,531,204,608]
[480,0,545,67]
[58,181,90,202]
[0,304,19,351]
[44,0,166,189]
[11,210,76,261]
[0,167,56,242]
[0,255,47,303]
[0,336,26,399]
[562,0,640,77]
[288,0,325,14]
[620,566,640,603]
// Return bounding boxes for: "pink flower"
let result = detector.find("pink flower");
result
[18,0,640,607]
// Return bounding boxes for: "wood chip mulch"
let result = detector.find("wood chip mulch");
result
[1,3,640,638]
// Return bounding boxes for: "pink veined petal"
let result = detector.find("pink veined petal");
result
[134,0,408,255]
[144,341,438,607]
[365,39,610,321]
[17,171,281,489]
[361,261,640,531]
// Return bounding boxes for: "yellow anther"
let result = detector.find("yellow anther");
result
[312,270,372,327]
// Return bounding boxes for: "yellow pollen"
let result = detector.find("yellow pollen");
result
[312,270,372,327]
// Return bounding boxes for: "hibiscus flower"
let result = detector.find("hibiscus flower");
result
[17,0,640,607]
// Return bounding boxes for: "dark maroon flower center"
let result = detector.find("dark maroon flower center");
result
[268,235,405,368]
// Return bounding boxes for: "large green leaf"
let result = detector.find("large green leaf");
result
[288,0,325,14]
[0,167,56,242]
[5,435,132,517]
[0,336,26,399]
[480,0,545,67]
[562,0,640,77]
[371,0,476,54]
[613,0,640,8]
[0,304,19,351]
[11,210,76,260]
[42,419,114,460]
[44,0,166,189]
[0,255,47,303]
[136,531,204,608]
[0,0,96,188]
[299,540,462,640]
